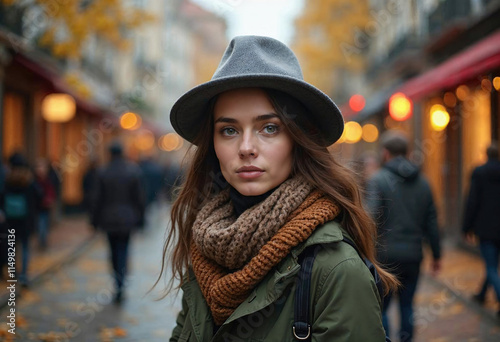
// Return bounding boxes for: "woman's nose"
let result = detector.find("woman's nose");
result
[238,133,258,158]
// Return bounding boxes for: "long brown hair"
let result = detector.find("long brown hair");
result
[155,88,398,295]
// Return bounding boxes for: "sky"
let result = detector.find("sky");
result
[192,0,305,44]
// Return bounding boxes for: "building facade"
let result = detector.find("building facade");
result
[0,0,227,210]
[294,0,500,235]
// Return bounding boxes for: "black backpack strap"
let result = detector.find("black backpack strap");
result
[294,239,390,342]
[293,245,321,341]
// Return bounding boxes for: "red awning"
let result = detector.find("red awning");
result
[397,29,500,100]
[13,53,167,136]
[13,53,110,118]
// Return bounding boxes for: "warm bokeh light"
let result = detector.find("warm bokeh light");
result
[41,93,76,123]
[336,128,346,144]
[159,133,184,151]
[430,104,450,131]
[481,78,492,92]
[456,85,470,101]
[443,92,457,107]
[494,77,500,91]
[344,121,362,144]
[389,93,412,121]
[134,130,155,151]
[349,94,366,112]
[362,124,379,143]
[120,112,142,130]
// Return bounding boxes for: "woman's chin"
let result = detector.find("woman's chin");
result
[232,185,268,197]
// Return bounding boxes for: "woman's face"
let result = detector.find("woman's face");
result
[213,88,294,196]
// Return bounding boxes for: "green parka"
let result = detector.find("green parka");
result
[170,221,386,342]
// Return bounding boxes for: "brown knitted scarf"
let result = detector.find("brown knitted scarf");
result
[192,177,313,270]
[191,179,340,325]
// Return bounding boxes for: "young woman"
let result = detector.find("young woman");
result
[161,35,398,341]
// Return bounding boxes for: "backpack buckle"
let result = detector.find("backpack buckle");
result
[293,323,311,340]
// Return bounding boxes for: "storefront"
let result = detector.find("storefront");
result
[0,48,118,210]
[395,30,500,233]
[340,30,500,234]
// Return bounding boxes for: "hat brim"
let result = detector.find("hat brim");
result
[170,74,344,146]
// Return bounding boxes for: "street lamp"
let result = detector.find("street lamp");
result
[41,93,76,123]
[389,93,412,122]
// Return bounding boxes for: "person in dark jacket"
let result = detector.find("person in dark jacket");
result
[1,153,42,286]
[463,143,500,315]
[366,131,441,342]
[91,142,145,303]
[34,158,56,250]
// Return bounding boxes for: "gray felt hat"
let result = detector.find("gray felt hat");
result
[170,35,344,146]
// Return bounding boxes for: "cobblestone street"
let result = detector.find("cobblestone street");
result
[1,204,500,341]
[0,204,182,341]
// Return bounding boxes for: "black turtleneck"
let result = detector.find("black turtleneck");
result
[229,186,278,217]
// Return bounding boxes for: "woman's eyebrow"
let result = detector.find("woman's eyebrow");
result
[214,117,237,124]
[214,113,279,124]
[255,113,279,121]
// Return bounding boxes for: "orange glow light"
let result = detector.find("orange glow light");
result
[41,93,76,123]
[120,112,142,130]
[493,77,500,91]
[389,93,412,121]
[349,94,366,112]
[430,104,450,131]
[344,121,362,144]
[159,133,183,151]
[362,124,379,143]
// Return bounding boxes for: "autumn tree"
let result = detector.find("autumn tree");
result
[1,0,155,60]
[293,0,372,97]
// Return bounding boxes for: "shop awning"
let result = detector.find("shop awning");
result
[13,53,108,118]
[12,53,167,136]
[397,29,500,100]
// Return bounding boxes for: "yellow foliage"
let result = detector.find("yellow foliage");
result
[64,73,92,99]
[2,0,156,61]
[294,0,372,93]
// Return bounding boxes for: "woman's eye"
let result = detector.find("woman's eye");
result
[263,124,278,134]
[221,127,237,136]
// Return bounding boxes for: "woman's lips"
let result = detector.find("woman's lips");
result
[237,170,264,179]
[236,166,264,179]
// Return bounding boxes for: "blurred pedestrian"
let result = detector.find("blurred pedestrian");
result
[462,142,500,315]
[161,35,398,341]
[34,158,56,250]
[1,153,42,286]
[366,131,441,341]
[91,142,145,303]
[82,157,99,215]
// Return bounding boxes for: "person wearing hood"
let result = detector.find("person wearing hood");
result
[365,130,441,342]
[463,143,500,316]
